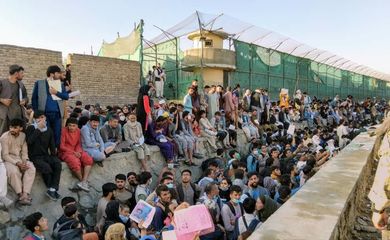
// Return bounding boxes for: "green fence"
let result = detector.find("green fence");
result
[230,40,389,101]
[142,39,201,99]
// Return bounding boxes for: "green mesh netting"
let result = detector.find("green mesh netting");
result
[142,39,202,99]
[232,40,387,100]
[98,23,142,61]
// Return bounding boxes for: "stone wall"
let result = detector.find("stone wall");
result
[248,131,377,240]
[0,45,141,107]
[0,44,62,95]
[68,54,140,106]
[0,131,249,240]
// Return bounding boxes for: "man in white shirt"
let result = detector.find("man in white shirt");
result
[237,197,261,236]
[154,63,164,98]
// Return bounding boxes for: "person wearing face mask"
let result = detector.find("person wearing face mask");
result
[117,111,127,140]
[146,176,178,206]
[103,200,135,240]
[221,185,244,240]
[219,177,231,203]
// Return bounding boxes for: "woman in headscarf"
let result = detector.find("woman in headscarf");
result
[136,81,154,133]
[102,201,134,240]
[145,116,175,163]
[256,195,279,222]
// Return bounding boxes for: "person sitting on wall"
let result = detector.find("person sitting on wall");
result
[81,115,109,167]
[0,118,36,205]
[26,110,62,201]
[59,117,93,192]
[100,115,131,154]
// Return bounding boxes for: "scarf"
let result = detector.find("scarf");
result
[126,121,142,142]
[32,120,47,132]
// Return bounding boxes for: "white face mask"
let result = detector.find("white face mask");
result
[119,116,126,121]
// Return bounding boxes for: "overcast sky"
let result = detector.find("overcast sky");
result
[1,0,389,74]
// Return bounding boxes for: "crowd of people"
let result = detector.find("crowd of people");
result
[0,63,387,240]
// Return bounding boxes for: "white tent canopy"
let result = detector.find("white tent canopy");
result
[150,11,390,81]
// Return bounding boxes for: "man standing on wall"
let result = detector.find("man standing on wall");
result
[64,64,72,93]
[32,65,69,147]
[0,64,28,134]
[154,63,164,98]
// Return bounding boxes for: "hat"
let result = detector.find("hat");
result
[33,110,45,119]
[159,99,166,105]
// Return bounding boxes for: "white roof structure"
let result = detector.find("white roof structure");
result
[150,11,390,81]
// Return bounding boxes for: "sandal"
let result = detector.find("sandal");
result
[18,197,32,206]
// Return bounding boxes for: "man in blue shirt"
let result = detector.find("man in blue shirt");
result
[151,185,172,232]
[32,65,69,147]
[244,172,269,200]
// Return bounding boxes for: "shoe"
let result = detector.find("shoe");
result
[0,196,14,209]
[54,191,61,200]
[46,190,57,201]
[96,162,104,167]
[77,181,90,192]
[122,148,131,153]
[193,153,204,159]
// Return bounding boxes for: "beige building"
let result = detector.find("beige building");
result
[182,30,236,87]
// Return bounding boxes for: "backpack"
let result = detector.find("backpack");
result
[241,153,258,171]
[232,215,261,239]
[224,201,244,232]
[52,219,83,240]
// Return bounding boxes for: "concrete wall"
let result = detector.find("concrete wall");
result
[194,68,224,87]
[0,44,62,95]
[0,131,250,240]
[248,131,377,240]
[68,54,140,106]
[0,45,141,107]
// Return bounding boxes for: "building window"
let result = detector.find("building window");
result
[205,39,213,47]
